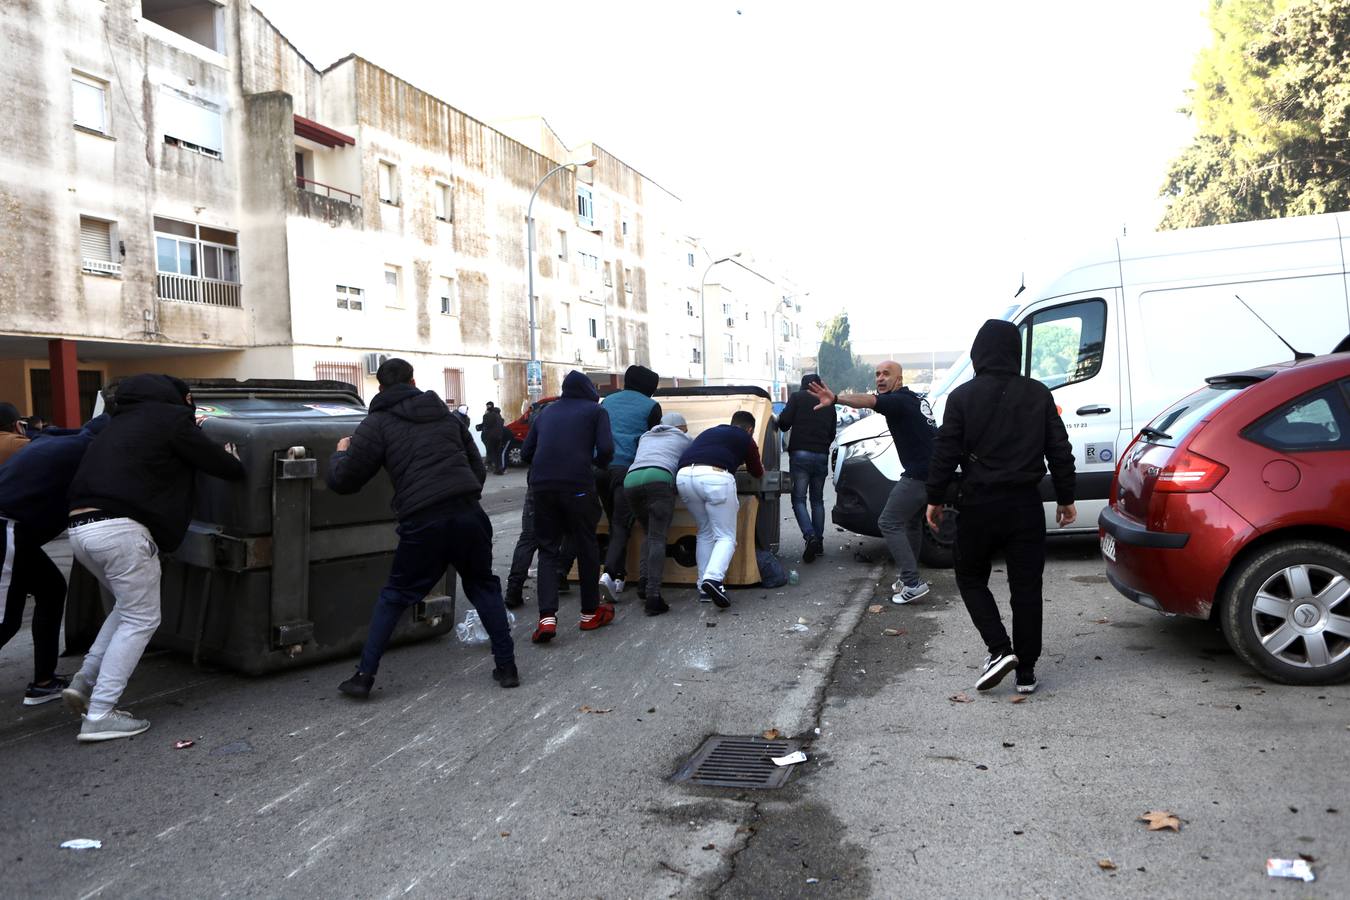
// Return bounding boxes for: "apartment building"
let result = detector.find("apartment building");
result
[0,0,811,424]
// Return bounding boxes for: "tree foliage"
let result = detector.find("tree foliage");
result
[816,313,874,392]
[1160,0,1350,229]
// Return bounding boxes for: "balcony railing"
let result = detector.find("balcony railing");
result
[157,272,241,307]
[82,258,122,277]
[296,176,361,207]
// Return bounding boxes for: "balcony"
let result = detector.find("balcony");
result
[296,176,361,207]
[82,258,122,277]
[157,272,241,307]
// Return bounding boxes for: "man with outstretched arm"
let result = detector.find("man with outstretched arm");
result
[925,319,1076,695]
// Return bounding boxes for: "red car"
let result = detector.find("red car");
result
[502,396,557,467]
[1100,350,1350,685]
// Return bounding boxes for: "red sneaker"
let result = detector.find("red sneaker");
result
[532,616,557,643]
[578,603,615,631]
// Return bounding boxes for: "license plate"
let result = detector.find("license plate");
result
[1100,532,1117,562]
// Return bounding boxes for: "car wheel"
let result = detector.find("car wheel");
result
[1220,540,1350,685]
[506,443,524,467]
[919,506,957,568]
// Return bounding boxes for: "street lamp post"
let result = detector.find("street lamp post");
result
[526,156,596,400]
[699,253,739,386]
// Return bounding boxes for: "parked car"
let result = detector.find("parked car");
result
[503,396,557,467]
[833,211,1350,565]
[1099,346,1350,685]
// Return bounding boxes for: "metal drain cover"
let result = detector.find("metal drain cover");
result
[673,735,802,789]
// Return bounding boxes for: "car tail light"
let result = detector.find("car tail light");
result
[1151,449,1228,493]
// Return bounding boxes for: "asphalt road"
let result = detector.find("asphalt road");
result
[1,471,1345,898]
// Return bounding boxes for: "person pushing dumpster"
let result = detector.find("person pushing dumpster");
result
[326,358,519,697]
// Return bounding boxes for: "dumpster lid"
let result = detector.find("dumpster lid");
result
[653,385,772,400]
[100,378,368,420]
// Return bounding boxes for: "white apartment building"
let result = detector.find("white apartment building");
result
[0,0,810,424]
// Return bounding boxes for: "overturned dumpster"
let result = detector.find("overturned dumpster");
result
[66,379,455,675]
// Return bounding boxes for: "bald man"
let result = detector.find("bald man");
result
[810,361,936,604]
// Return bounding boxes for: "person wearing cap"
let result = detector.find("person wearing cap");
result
[62,375,244,742]
[0,402,30,465]
[597,365,662,603]
[0,414,109,705]
[622,412,693,615]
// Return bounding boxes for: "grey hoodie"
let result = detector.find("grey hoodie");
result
[629,424,693,475]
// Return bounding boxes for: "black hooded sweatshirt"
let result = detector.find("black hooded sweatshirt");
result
[522,370,614,491]
[68,374,245,551]
[926,320,1076,507]
[775,374,837,454]
[327,383,486,518]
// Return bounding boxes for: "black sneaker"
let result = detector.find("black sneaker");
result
[812,537,825,559]
[802,538,818,564]
[976,652,1019,692]
[492,662,521,688]
[1015,670,1037,694]
[700,579,731,609]
[636,579,648,601]
[503,590,524,610]
[644,597,670,616]
[339,671,374,699]
[23,676,71,706]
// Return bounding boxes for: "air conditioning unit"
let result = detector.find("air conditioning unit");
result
[365,352,391,375]
[492,363,504,380]
[597,338,611,351]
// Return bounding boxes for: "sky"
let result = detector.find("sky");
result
[255,0,1213,356]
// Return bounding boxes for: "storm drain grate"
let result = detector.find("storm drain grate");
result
[673,735,802,789]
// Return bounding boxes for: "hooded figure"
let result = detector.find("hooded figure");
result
[924,318,1076,696]
[774,372,838,558]
[776,372,836,455]
[596,365,663,593]
[476,402,506,474]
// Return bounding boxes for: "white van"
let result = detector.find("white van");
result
[831,211,1350,564]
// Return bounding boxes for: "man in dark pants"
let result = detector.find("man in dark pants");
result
[0,415,108,705]
[776,373,836,562]
[327,358,517,696]
[521,370,614,642]
[623,412,692,615]
[503,490,575,609]
[598,365,662,601]
[477,402,506,475]
[925,320,1076,695]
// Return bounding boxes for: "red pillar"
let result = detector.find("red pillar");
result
[48,338,80,427]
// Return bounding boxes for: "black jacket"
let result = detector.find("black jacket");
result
[68,375,245,551]
[926,320,1076,506]
[522,370,613,491]
[328,383,485,518]
[476,408,505,443]
[776,374,836,454]
[0,416,109,544]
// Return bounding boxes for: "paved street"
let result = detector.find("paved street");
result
[1,473,1345,898]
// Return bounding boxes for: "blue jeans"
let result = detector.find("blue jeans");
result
[360,501,514,674]
[790,450,829,541]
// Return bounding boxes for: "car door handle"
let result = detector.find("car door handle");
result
[1076,405,1111,416]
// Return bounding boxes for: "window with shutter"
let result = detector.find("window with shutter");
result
[160,87,222,158]
[79,217,119,276]
[72,74,108,133]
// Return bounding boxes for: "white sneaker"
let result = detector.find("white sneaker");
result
[891,581,930,604]
[599,573,621,604]
[62,672,93,715]
[78,709,151,743]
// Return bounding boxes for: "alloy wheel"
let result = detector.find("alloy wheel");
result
[1250,564,1350,669]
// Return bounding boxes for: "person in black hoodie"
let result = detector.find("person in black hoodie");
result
[63,375,244,742]
[776,373,836,562]
[327,359,517,697]
[476,402,506,475]
[521,369,614,642]
[926,319,1076,695]
[0,415,108,705]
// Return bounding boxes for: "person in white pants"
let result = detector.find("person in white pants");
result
[675,411,764,608]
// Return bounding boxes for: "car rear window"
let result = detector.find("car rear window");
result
[1143,385,1245,446]
[1244,383,1350,451]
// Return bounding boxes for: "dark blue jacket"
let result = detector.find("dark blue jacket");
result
[678,425,765,477]
[522,370,613,491]
[874,387,936,480]
[0,417,109,544]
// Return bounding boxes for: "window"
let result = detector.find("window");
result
[576,185,594,228]
[603,261,613,287]
[378,161,398,205]
[160,87,222,158]
[691,346,702,364]
[439,276,456,315]
[621,220,629,237]
[336,285,364,311]
[561,300,572,333]
[314,361,364,399]
[722,302,732,317]
[724,336,735,362]
[624,268,633,293]
[1246,384,1350,451]
[79,217,119,275]
[579,251,599,271]
[557,230,568,261]
[72,73,108,133]
[443,368,465,407]
[687,252,695,268]
[434,181,451,221]
[383,265,402,307]
[686,300,694,317]
[141,0,224,53]
[153,217,237,282]
[588,317,598,339]
[1018,299,1106,390]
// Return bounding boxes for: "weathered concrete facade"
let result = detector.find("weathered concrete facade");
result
[0,0,812,421]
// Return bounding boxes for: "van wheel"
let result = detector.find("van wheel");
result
[919,506,957,569]
[1220,541,1350,685]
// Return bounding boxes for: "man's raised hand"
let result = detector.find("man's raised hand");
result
[808,380,836,411]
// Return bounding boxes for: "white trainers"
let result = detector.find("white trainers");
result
[62,672,93,715]
[78,709,151,743]
[599,573,624,604]
[891,581,930,604]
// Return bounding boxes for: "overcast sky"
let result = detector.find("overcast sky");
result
[256,0,1212,355]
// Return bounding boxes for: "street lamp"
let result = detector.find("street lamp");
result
[699,253,739,385]
[526,155,597,399]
